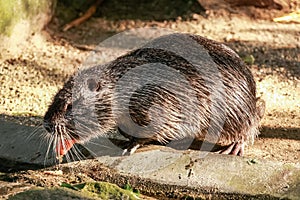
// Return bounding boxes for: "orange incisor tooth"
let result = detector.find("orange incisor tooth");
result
[56,139,76,156]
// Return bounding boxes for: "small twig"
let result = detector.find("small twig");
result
[63,0,104,31]
[72,43,100,52]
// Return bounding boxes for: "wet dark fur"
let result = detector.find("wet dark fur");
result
[44,33,265,154]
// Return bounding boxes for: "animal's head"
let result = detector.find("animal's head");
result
[43,68,115,156]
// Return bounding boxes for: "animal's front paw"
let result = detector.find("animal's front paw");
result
[122,142,141,156]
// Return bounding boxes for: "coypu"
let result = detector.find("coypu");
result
[43,33,265,157]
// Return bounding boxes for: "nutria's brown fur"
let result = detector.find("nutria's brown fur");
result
[44,33,265,156]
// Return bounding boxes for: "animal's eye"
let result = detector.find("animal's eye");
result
[87,78,100,91]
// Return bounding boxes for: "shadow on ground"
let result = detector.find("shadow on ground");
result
[56,0,205,22]
[226,41,300,79]
[260,126,300,140]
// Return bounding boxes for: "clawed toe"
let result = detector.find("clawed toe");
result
[218,141,245,156]
[122,143,141,156]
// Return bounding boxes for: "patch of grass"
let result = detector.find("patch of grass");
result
[123,182,140,196]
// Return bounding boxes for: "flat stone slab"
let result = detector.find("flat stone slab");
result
[94,149,300,199]
[0,119,299,199]
[0,120,56,171]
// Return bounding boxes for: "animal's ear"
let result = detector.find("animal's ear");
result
[87,78,100,91]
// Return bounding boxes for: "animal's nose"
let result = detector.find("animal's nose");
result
[43,121,54,133]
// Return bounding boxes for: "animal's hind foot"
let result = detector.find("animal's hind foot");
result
[218,141,245,156]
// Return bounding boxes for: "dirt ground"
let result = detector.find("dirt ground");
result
[0,0,299,167]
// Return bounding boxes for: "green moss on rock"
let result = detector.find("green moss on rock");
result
[73,182,139,200]
[9,182,139,200]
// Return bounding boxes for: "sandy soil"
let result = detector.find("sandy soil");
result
[0,1,299,165]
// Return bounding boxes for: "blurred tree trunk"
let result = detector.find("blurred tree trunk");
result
[0,0,56,55]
